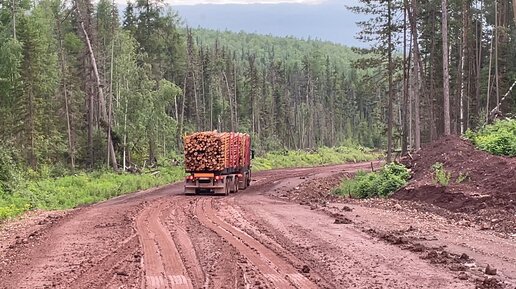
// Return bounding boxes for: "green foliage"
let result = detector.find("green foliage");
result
[252,146,381,171]
[466,119,516,157]
[0,202,31,221]
[334,163,410,199]
[431,162,471,186]
[0,166,185,221]
[431,162,451,186]
[0,146,23,193]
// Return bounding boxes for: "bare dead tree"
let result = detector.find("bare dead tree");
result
[76,3,118,169]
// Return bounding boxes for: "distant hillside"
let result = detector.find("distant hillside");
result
[174,0,367,48]
[191,28,362,71]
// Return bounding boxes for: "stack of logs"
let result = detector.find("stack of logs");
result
[183,131,250,172]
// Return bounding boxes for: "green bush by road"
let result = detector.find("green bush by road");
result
[465,119,516,157]
[334,163,410,199]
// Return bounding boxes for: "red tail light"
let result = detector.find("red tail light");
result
[215,175,224,181]
[186,175,195,181]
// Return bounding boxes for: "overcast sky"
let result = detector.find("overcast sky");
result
[171,0,366,47]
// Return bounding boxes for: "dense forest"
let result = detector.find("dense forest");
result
[0,0,386,171]
[0,0,515,170]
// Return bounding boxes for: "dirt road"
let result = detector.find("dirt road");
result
[1,162,515,289]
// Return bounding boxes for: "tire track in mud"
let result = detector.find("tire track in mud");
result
[195,198,319,289]
[164,198,207,289]
[136,199,194,289]
[219,197,337,289]
[68,234,140,289]
[180,197,256,289]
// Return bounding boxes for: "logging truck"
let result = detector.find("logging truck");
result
[183,132,253,195]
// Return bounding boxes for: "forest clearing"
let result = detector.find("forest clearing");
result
[1,0,516,288]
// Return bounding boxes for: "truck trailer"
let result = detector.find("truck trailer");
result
[183,131,252,195]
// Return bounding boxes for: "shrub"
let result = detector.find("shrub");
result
[334,163,410,198]
[432,162,451,186]
[0,147,23,193]
[466,119,516,156]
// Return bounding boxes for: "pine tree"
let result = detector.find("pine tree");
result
[348,0,403,161]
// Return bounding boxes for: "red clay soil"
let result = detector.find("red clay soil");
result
[268,161,383,207]
[394,135,516,234]
[2,162,515,288]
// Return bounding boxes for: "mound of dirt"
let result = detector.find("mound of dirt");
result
[273,172,350,205]
[394,135,516,234]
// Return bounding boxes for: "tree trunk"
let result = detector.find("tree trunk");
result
[108,23,115,168]
[193,69,200,130]
[471,0,483,130]
[486,24,494,123]
[459,0,468,134]
[12,0,16,40]
[123,78,129,171]
[178,76,187,149]
[429,8,437,140]
[28,86,36,168]
[407,0,422,150]
[442,0,451,135]
[88,75,94,167]
[57,16,75,169]
[387,0,394,162]
[494,0,500,109]
[409,53,415,150]
[402,0,409,154]
[222,71,234,131]
[513,0,516,25]
[233,64,239,131]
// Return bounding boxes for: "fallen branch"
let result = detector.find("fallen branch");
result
[490,79,516,118]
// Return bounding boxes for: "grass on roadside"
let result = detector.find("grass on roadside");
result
[334,163,410,199]
[252,146,381,171]
[0,166,185,220]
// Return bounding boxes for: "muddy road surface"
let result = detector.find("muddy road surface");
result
[1,162,515,289]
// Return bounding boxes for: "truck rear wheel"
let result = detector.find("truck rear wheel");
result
[225,181,230,196]
[231,176,238,193]
[243,175,248,189]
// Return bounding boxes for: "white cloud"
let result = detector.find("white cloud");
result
[167,0,326,5]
